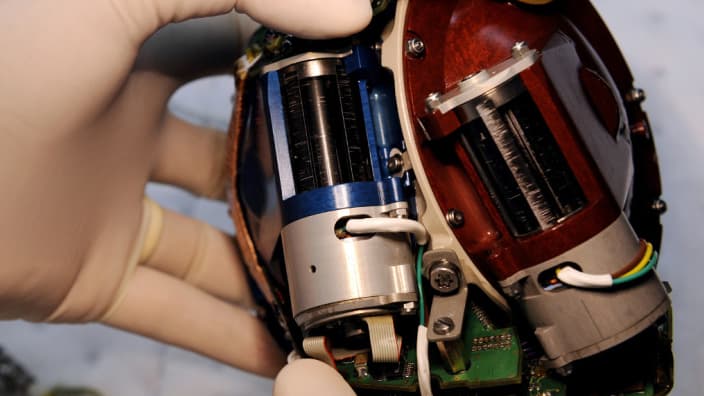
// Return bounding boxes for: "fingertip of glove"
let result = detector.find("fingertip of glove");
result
[274,359,356,396]
[235,0,372,39]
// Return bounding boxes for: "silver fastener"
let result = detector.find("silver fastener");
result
[512,41,529,58]
[402,302,418,315]
[429,260,461,294]
[651,198,668,214]
[425,92,442,113]
[387,154,404,174]
[406,37,426,58]
[625,88,646,103]
[445,209,465,228]
[433,317,455,335]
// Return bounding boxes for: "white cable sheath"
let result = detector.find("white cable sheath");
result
[346,218,429,245]
[416,325,433,396]
[556,267,613,289]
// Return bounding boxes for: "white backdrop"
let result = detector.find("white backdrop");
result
[1,1,701,394]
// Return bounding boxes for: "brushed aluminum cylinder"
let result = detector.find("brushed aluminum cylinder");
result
[281,205,417,330]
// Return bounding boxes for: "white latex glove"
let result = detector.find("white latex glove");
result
[274,359,356,396]
[0,0,371,379]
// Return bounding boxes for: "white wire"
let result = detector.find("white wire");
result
[345,218,429,245]
[286,350,302,364]
[556,267,613,289]
[416,325,433,396]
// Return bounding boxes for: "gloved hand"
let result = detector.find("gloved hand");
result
[0,0,371,381]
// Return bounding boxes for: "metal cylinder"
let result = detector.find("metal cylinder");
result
[279,58,373,193]
[281,205,417,331]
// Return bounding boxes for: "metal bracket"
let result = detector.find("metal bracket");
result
[427,284,468,342]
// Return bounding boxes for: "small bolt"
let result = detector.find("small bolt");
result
[433,317,455,335]
[625,88,646,103]
[425,92,441,112]
[387,154,404,174]
[429,260,460,294]
[512,41,529,58]
[445,209,465,228]
[651,198,668,214]
[406,37,426,58]
[507,286,522,299]
[402,302,417,315]
[555,364,573,377]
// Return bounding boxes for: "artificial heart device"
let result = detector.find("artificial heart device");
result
[227,1,674,394]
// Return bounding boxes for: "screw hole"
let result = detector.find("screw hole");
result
[310,265,317,273]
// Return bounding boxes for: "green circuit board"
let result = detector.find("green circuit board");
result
[337,302,522,393]
[430,302,522,389]
[336,308,671,395]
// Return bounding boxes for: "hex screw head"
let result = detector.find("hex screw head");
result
[445,209,465,228]
[651,198,668,214]
[429,260,460,294]
[433,317,455,335]
[406,37,426,58]
[512,41,529,58]
[387,154,404,174]
[625,88,647,103]
[425,91,441,113]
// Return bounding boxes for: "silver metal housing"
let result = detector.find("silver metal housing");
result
[282,204,417,331]
[500,214,670,368]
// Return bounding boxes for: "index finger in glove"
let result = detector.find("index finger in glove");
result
[235,0,372,39]
[117,0,371,43]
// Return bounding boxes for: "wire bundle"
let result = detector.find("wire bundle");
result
[344,217,434,395]
[556,241,658,289]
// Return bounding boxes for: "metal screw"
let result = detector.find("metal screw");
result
[445,209,465,228]
[387,154,404,174]
[356,366,369,377]
[406,37,426,58]
[651,198,668,214]
[433,317,455,335]
[512,41,529,58]
[402,302,418,315]
[429,260,460,294]
[625,88,646,103]
[555,364,573,377]
[425,91,441,112]
[507,285,522,299]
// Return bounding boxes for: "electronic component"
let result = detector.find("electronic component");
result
[227,0,673,394]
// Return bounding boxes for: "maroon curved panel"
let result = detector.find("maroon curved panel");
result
[403,0,627,280]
